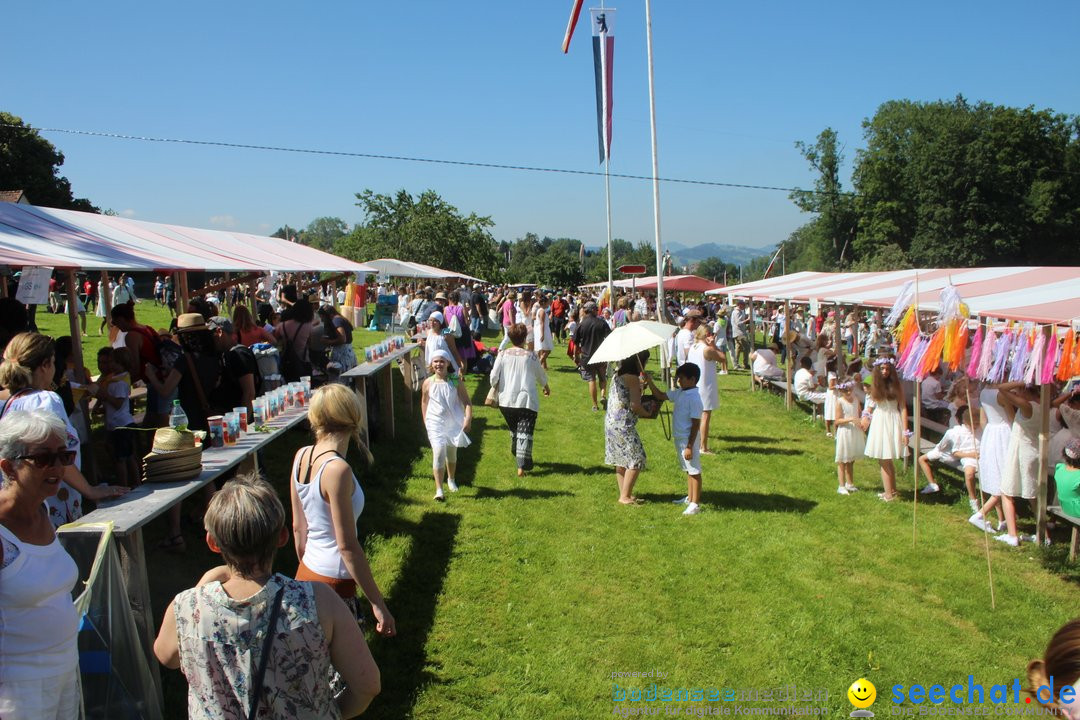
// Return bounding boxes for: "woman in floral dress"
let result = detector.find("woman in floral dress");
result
[605,349,663,505]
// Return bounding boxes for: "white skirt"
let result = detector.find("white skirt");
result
[865,400,905,460]
[835,424,866,463]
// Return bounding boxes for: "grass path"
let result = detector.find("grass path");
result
[33,307,1080,718]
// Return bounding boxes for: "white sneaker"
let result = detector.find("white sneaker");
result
[920,483,940,495]
[969,498,980,513]
[996,521,1008,533]
[844,483,859,493]
[994,533,1019,547]
[837,486,850,495]
[447,479,459,493]
[433,490,445,502]
[719,370,728,375]
[682,502,701,515]
[672,495,690,505]
[968,513,988,532]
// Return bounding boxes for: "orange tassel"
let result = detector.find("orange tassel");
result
[918,327,947,376]
[1057,330,1074,382]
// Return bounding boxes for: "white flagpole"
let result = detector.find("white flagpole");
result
[601,21,614,310]
[645,0,664,322]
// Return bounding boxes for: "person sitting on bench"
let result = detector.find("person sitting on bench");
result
[750,343,784,384]
[794,356,827,403]
[918,404,980,511]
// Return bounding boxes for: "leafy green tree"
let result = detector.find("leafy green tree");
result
[303,216,349,251]
[693,256,739,282]
[789,128,857,269]
[853,97,1080,267]
[0,112,98,211]
[336,189,500,280]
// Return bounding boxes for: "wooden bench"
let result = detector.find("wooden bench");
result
[1049,505,1080,562]
[768,379,824,421]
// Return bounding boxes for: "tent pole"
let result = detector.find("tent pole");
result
[65,269,94,482]
[179,272,189,314]
[748,297,755,391]
[250,276,259,318]
[784,300,793,409]
[172,272,183,317]
[1037,324,1053,545]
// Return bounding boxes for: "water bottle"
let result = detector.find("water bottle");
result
[169,399,189,429]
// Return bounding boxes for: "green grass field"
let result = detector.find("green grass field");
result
[34,303,1080,719]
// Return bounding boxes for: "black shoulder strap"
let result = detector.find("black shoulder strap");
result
[248,583,286,720]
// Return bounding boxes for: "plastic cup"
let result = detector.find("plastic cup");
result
[284,384,294,408]
[207,416,225,448]
[224,412,239,446]
[233,407,248,433]
[252,399,265,426]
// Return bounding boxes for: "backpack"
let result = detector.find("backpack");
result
[280,322,311,382]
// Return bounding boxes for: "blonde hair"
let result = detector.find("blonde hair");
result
[308,383,373,463]
[694,324,713,343]
[1027,618,1080,712]
[203,473,284,578]
[0,332,55,392]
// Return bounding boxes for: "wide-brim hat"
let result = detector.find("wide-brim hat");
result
[434,292,448,301]
[144,427,203,464]
[177,313,208,332]
[783,330,800,345]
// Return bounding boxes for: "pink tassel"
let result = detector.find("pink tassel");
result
[977,328,996,380]
[966,325,984,378]
[1024,331,1045,386]
[1041,331,1059,385]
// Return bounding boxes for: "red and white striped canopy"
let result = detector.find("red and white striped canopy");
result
[0,203,376,274]
[708,267,1080,325]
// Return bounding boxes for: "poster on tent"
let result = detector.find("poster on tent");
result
[16,266,52,305]
[809,298,819,316]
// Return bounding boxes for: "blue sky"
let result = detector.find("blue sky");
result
[3,1,1078,255]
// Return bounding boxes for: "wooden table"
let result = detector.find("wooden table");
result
[58,405,310,707]
[341,342,421,447]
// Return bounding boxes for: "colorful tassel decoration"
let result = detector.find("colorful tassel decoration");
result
[917,327,947,378]
[977,328,996,380]
[1041,331,1059,385]
[1057,331,1075,382]
[966,325,984,378]
[1010,329,1032,383]
[885,280,916,327]
[987,330,1013,384]
[1024,330,1046,386]
[894,306,919,353]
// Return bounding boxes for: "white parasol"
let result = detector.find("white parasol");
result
[589,320,679,364]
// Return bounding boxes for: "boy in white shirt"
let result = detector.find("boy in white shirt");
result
[918,404,980,510]
[651,363,705,516]
[95,347,139,487]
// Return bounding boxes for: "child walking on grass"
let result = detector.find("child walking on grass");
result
[834,379,865,495]
[650,363,705,516]
[422,348,472,502]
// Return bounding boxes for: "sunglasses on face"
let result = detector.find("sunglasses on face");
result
[17,449,77,468]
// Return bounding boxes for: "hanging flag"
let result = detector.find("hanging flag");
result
[590,8,615,164]
[562,0,586,53]
[762,245,783,279]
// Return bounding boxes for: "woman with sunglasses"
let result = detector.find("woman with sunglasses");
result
[0,409,85,718]
[0,332,126,527]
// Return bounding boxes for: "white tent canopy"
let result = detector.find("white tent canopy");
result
[0,203,376,273]
[709,267,1080,325]
[366,258,484,283]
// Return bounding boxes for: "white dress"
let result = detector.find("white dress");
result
[978,388,1011,496]
[1000,400,1040,499]
[834,396,866,463]
[864,397,904,460]
[424,378,470,451]
[533,307,553,352]
[823,371,837,422]
[687,342,718,412]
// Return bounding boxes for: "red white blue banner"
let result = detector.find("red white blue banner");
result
[590,8,615,164]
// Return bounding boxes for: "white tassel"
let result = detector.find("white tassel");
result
[885,280,915,328]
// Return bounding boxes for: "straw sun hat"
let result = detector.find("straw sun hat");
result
[142,427,204,483]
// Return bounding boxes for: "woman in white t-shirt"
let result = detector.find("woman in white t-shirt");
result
[0,333,126,527]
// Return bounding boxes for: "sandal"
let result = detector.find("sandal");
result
[157,534,186,553]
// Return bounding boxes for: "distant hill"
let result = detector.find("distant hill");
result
[667,242,776,268]
[583,241,775,268]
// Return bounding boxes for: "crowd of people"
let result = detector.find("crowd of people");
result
[2,271,1080,718]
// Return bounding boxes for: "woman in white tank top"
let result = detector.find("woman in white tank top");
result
[688,325,723,454]
[289,384,397,637]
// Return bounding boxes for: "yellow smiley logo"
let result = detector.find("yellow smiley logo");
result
[848,678,877,709]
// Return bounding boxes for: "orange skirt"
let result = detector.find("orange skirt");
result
[295,560,358,600]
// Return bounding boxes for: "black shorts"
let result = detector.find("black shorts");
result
[580,362,607,382]
[109,424,139,459]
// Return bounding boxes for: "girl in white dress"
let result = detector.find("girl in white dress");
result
[970,383,1011,533]
[533,294,554,370]
[688,325,722,454]
[823,356,838,437]
[834,380,865,494]
[422,349,472,501]
[994,383,1042,546]
[863,356,908,501]
[518,296,534,351]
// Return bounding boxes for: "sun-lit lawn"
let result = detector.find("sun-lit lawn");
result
[34,303,1080,718]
